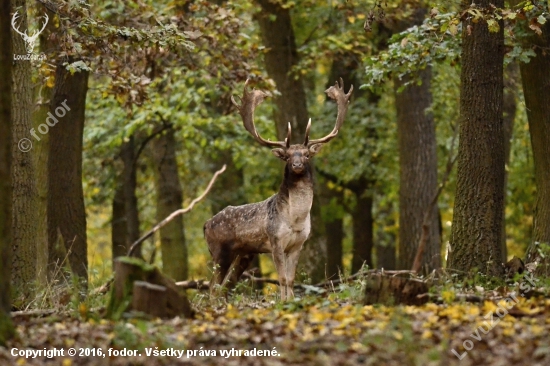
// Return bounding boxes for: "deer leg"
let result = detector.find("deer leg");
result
[271,244,288,301]
[232,254,254,284]
[210,244,233,296]
[285,250,302,299]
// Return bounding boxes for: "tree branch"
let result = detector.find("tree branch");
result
[127,164,227,257]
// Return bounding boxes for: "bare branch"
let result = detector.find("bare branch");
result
[127,164,227,257]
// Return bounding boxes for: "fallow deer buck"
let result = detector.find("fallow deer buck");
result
[204,78,353,300]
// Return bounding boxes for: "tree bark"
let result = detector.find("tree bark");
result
[519,20,550,275]
[121,137,141,257]
[31,7,57,288]
[395,68,441,272]
[152,128,188,281]
[11,0,39,300]
[0,0,14,344]
[448,0,505,277]
[47,63,89,284]
[256,0,327,282]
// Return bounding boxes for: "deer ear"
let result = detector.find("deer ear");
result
[308,143,323,156]
[271,148,287,160]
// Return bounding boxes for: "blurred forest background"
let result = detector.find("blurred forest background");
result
[2,0,549,307]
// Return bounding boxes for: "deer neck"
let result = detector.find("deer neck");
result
[278,164,314,225]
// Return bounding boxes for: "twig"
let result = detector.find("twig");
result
[175,280,210,290]
[127,165,227,256]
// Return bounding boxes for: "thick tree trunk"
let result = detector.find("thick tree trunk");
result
[256,0,327,282]
[501,62,518,262]
[395,68,441,272]
[31,8,57,288]
[121,137,141,257]
[448,0,505,277]
[520,20,550,276]
[111,183,127,268]
[11,0,39,300]
[0,0,14,344]
[47,64,89,284]
[152,129,188,281]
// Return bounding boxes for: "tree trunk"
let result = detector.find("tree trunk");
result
[448,0,505,277]
[395,68,441,272]
[0,0,14,344]
[322,186,344,279]
[501,62,518,262]
[11,0,39,300]
[31,8,57,288]
[375,204,396,270]
[256,0,327,282]
[121,137,141,257]
[519,20,550,276]
[47,63,89,284]
[351,190,374,272]
[152,128,188,281]
[111,182,127,269]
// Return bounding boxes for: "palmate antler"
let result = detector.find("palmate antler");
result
[304,78,353,146]
[231,79,291,148]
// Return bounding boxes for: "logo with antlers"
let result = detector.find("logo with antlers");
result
[11,11,49,54]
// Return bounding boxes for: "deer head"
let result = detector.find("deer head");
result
[12,11,49,54]
[231,78,353,174]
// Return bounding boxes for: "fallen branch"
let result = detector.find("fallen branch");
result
[175,268,425,291]
[128,165,226,257]
[11,309,57,318]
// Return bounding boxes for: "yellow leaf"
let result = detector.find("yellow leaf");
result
[483,301,498,313]
[348,16,356,24]
[421,330,433,339]
[62,359,72,366]
[392,331,403,340]
[442,290,456,303]
[46,77,55,88]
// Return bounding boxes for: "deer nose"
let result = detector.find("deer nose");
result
[292,162,303,169]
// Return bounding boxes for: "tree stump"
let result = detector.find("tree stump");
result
[132,281,168,318]
[364,274,429,306]
[108,257,192,319]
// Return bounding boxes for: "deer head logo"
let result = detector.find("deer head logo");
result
[11,11,49,54]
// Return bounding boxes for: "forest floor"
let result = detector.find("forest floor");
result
[1,280,550,366]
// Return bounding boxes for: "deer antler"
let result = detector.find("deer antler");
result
[304,78,353,146]
[231,79,290,148]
